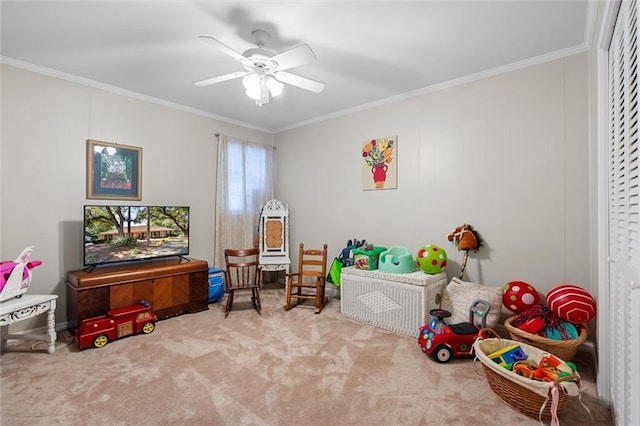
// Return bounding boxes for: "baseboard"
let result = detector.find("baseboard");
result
[3,321,74,352]
[60,329,74,343]
[578,339,598,374]
[326,284,340,299]
[6,321,71,337]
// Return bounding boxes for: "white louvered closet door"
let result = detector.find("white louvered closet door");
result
[607,1,639,424]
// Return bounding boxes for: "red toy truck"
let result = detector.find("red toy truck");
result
[75,301,157,350]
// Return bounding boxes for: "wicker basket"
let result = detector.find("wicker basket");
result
[473,329,581,421]
[504,316,587,361]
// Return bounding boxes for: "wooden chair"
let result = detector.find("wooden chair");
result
[285,243,328,314]
[223,248,262,318]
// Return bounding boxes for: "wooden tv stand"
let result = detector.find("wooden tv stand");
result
[66,257,209,331]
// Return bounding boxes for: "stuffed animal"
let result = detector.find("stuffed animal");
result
[447,224,480,252]
[361,242,374,251]
[446,224,482,279]
[338,239,367,267]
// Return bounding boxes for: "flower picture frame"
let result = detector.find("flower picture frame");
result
[86,139,142,200]
[362,135,397,190]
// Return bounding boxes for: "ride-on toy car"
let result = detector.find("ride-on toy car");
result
[417,299,491,363]
[75,301,157,350]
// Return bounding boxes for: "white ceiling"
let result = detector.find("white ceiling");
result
[1,1,592,133]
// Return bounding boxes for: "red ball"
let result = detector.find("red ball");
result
[546,284,596,324]
[502,281,541,313]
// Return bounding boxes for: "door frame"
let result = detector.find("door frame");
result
[595,0,620,406]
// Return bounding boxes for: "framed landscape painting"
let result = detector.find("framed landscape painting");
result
[86,139,142,200]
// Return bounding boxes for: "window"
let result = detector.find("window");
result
[214,134,274,268]
[227,141,270,214]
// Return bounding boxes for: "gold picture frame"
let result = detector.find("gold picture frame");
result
[86,139,142,200]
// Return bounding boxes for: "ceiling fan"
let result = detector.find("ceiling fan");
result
[194,29,325,106]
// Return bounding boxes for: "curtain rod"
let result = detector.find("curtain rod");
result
[214,132,275,149]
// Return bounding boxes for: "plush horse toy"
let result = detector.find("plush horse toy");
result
[447,224,480,252]
[447,224,481,278]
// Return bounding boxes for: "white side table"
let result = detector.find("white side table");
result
[0,294,58,354]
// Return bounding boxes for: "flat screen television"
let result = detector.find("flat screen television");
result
[83,205,190,268]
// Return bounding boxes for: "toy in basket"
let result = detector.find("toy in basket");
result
[501,283,594,362]
[504,316,587,362]
[473,329,582,423]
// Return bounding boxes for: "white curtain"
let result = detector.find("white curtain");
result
[214,134,274,268]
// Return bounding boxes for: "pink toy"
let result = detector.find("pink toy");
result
[502,281,541,313]
[0,246,42,302]
[546,284,596,324]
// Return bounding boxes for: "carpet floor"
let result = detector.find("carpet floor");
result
[1,288,612,425]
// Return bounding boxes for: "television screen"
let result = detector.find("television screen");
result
[83,205,190,267]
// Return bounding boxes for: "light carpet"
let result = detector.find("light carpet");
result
[0,288,612,425]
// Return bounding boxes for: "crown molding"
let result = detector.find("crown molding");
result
[0,56,273,134]
[275,43,590,133]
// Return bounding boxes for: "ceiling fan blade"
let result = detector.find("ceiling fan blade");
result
[199,36,247,63]
[194,71,248,87]
[274,71,325,93]
[270,44,316,71]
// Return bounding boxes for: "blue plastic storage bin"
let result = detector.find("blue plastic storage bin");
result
[208,268,224,303]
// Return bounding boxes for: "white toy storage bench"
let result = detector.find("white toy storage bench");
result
[340,267,447,337]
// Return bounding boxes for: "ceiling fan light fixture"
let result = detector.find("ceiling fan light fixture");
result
[245,87,262,101]
[266,76,284,97]
[259,83,270,105]
[242,73,260,92]
[242,74,264,104]
[197,30,324,106]
[242,73,283,105]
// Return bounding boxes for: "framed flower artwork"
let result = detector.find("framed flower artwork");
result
[362,135,397,190]
[86,139,142,200]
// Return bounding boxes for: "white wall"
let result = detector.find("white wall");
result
[0,63,272,329]
[275,53,590,299]
[1,53,591,333]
